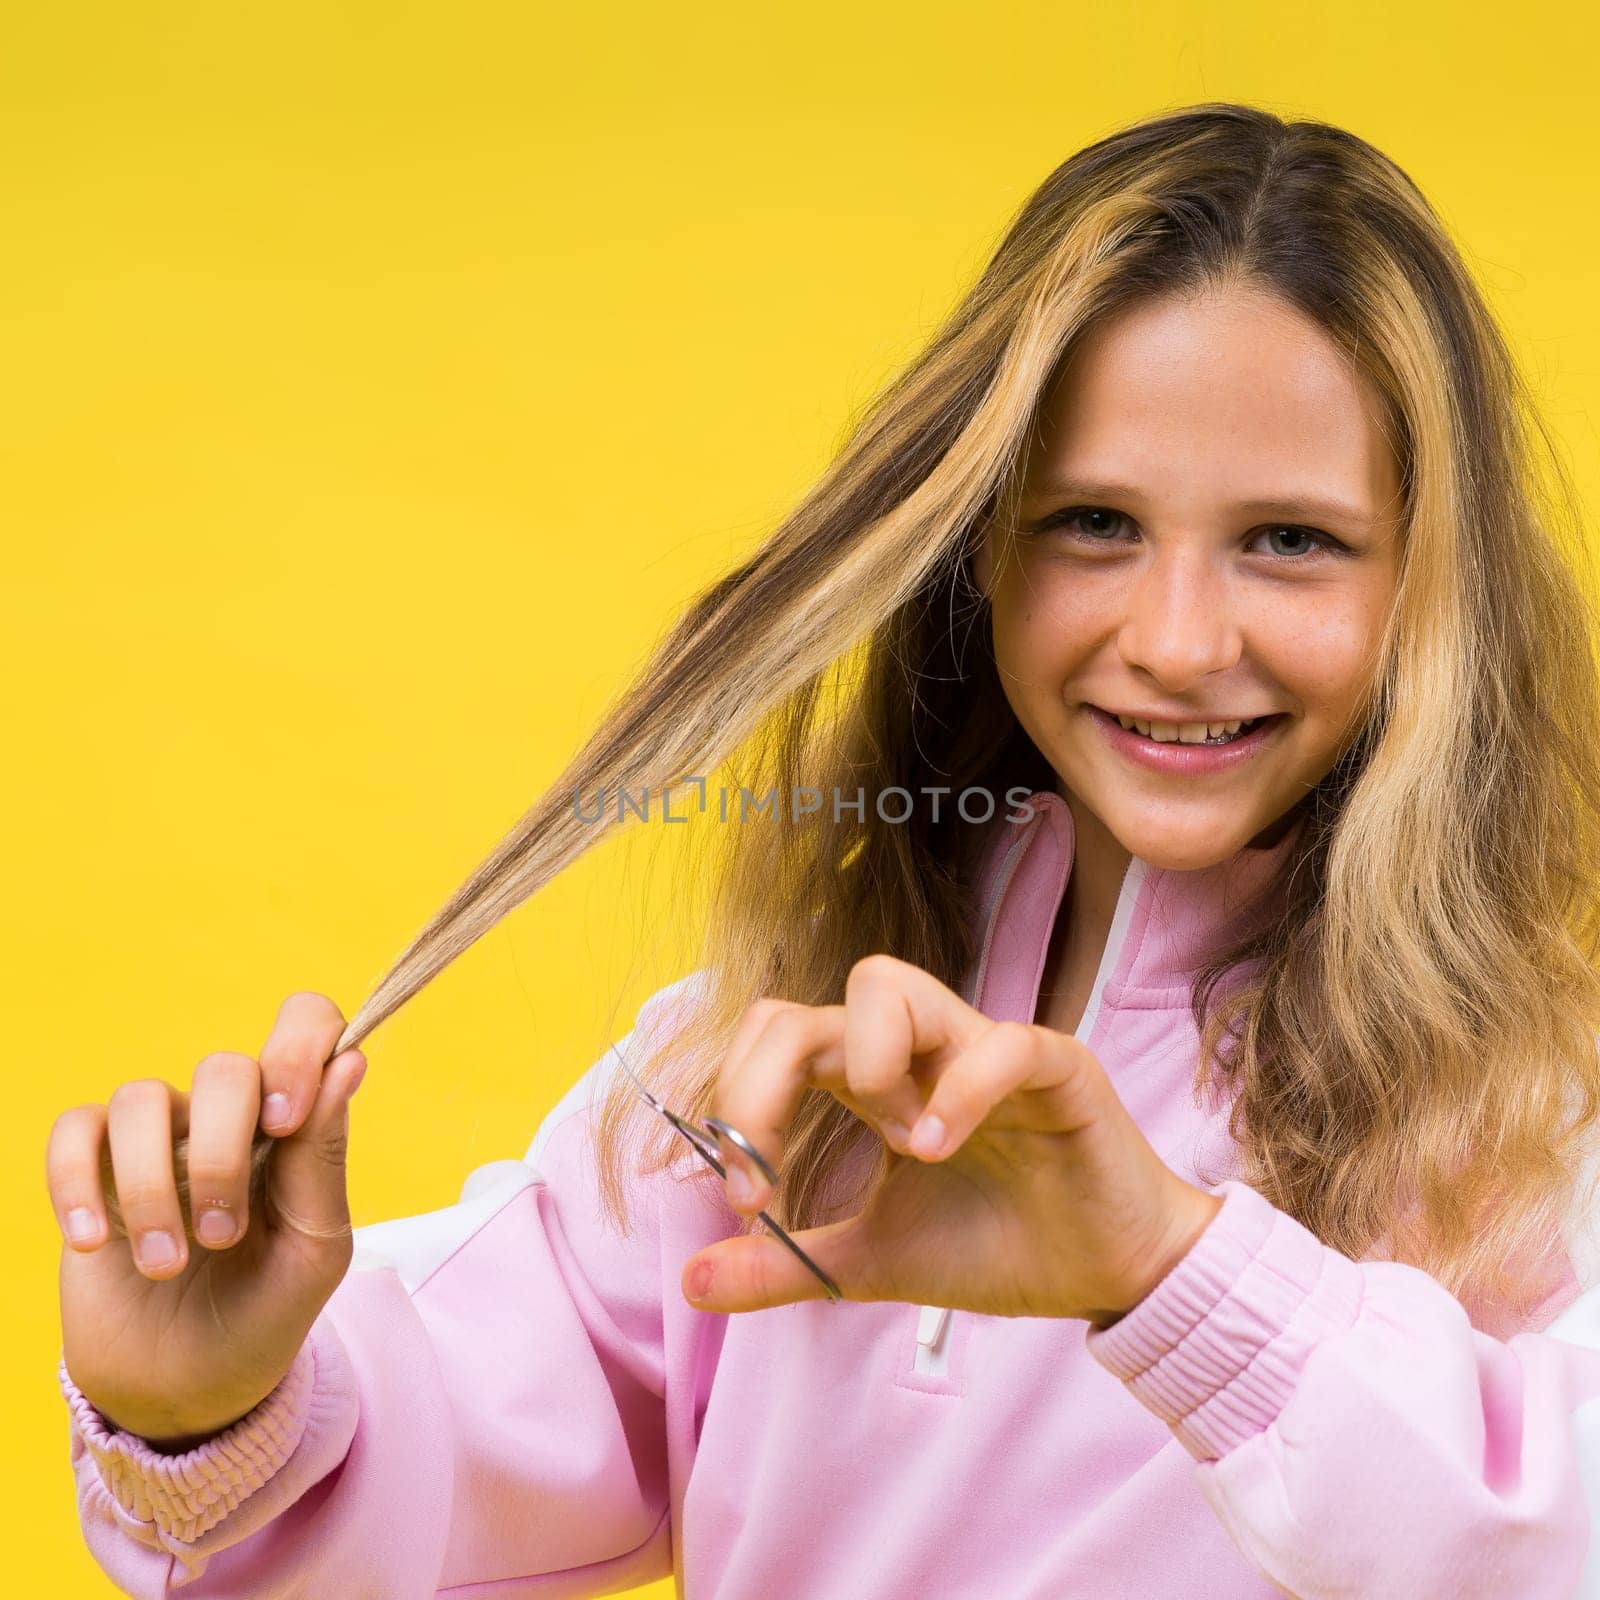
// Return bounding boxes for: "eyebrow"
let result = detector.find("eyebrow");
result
[1019,476,1379,528]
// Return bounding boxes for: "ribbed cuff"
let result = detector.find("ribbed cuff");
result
[1085,1179,1364,1461]
[58,1338,318,1542]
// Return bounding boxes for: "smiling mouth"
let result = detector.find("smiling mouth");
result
[1095,708,1284,746]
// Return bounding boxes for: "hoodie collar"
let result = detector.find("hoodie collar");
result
[963,788,1304,1032]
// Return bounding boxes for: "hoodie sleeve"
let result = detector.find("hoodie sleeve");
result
[1084,1177,1600,1600]
[57,972,713,1598]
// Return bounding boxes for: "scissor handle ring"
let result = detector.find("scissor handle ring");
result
[701,1116,780,1188]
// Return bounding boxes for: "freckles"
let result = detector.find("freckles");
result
[1314,595,1379,652]
[1278,605,1381,708]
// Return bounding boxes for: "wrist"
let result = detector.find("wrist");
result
[140,1419,250,1454]
[87,1385,275,1451]
[95,1404,254,1450]
[1092,1182,1224,1330]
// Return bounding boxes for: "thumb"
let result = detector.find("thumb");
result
[680,1216,874,1313]
[267,1048,366,1246]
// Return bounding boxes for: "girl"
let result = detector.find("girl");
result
[49,102,1600,1598]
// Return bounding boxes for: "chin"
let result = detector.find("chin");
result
[1104,812,1259,873]
[1139,842,1246,873]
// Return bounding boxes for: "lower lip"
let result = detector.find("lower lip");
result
[1085,705,1286,774]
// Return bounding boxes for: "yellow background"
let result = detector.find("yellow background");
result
[6,3,1598,1593]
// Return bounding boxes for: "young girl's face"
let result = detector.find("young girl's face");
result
[975,280,1405,871]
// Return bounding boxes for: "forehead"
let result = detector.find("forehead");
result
[1026,284,1400,513]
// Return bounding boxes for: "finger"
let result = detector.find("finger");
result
[183,1052,263,1250]
[257,991,350,1136]
[702,997,794,1179]
[711,1002,846,1213]
[909,1021,1100,1161]
[843,954,986,1141]
[681,1215,876,1313]
[265,1047,366,1247]
[47,1104,109,1251]
[722,996,795,1067]
[106,1079,190,1279]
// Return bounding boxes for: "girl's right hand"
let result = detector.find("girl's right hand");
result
[48,992,368,1448]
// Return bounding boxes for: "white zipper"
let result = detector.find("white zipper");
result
[913,839,1142,1376]
[1071,856,1142,1045]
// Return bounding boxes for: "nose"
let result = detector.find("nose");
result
[1115,547,1244,690]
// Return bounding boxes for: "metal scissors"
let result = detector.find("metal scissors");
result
[609,1037,843,1303]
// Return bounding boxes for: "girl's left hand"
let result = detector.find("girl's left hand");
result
[680,954,1224,1327]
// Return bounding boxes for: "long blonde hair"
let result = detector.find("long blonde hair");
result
[137,103,1600,1329]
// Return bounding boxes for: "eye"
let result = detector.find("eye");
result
[1254,525,1342,559]
[1025,507,1350,561]
[1030,505,1131,541]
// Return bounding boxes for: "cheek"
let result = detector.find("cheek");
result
[1260,588,1388,726]
[991,567,1104,681]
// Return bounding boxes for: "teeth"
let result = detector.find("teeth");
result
[1115,714,1252,743]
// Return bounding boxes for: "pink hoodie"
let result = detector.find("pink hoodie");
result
[57,787,1600,1597]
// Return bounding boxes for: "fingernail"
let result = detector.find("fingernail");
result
[910,1115,947,1158]
[687,1259,714,1300]
[64,1207,99,1243]
[197,1209,236,1246]
[727,1165,757,1206]
[140,1230,179,1270]
[881,1120,911,1149]
[346,1057,367,1097]
[263,1092,292,1130]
